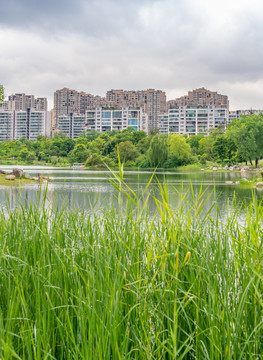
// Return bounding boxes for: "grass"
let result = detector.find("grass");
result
[0,174,35,186]
[0,173,262,359]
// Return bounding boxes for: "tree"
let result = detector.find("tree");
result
[69,144,89,164]
[166,134,192,167]
[147,134,168,167]
[226,114,263,167]
[0,85,4,107]
[211,135,237,163]
[187,134,204,155]
[117,141,138,163]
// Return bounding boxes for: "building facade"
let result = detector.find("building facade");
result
[167,88,229,109]
[7,93,48,112]
[54,88,108,128]
[58,107,148,139]
[106,89,166,129]
[0,109,49,141]
[0,111,14,141]
[58,113,87,139]
[228,109,262,123]
[158,106,228,136]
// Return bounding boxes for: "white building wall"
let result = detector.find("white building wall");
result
[0,110,14,141]
[158,106,228,136]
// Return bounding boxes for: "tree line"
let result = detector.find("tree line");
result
[0,113,262,168]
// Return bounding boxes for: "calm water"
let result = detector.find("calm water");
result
[0,166,262,219]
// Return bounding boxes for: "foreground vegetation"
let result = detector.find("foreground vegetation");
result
[0,174,262,359]
[0,112,262,169]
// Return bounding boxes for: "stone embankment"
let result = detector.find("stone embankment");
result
[2,168,49,183]
[207,165,263,172]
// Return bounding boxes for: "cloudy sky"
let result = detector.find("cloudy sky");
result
[1,0,263,109]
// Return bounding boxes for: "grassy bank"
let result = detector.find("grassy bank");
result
[0,178,262,359]
[0,174,35,186]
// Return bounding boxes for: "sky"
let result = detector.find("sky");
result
[0,0,263,110]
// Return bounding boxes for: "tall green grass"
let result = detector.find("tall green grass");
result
[0,177,262,359]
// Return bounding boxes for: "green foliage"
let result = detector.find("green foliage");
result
[1,115,262,168]
[187,134,204,155]
[167,134,192,166]
[0,84,4,106]
[117,141,138,163]
[0,184,262,358]
[69,144,89,164]
[226,114,263,167]
[147,134,168,167]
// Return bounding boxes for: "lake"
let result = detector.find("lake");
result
[0,165,261,219]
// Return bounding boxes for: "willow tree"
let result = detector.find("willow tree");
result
[147,134,168,167]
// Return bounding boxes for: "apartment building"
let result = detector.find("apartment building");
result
[106,89,166,129]
[228,109,262,123]
[168,88,229,109]
[58,107,148,139]
[7,93,48,111]
[0,111,14,141]
[158,106,228,136]
[0,109,49,141]
[58,113,87,139]
[54,88,108,128]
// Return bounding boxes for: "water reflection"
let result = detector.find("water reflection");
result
[0,166,261,220]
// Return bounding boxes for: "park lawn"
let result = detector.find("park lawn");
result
[0,174,36,186]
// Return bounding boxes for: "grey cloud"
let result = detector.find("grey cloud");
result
[1,0,263,110]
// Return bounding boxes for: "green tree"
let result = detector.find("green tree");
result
[147,134,168,167]
[226,114,263,167]
[187,134,204,155]
[69,144,89,164]
[19,149,30,161]
[166,134,192,167]
[117,141,138,163]
[0,85,4,106]
[211,135,237,163]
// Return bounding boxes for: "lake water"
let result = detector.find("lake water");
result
[0,165,262,219]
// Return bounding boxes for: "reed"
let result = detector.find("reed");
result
[0,176,262,359]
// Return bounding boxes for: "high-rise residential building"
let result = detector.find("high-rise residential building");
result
[7,93,48,112]
[167,88,229,109]
[0,109,49,141]
[158,106,228,136]
[58,113,87,139]
[106,89,166,129]
[54,88,108,128]
[35,97,48,111]
[58,107,148,139]
[54,88,165,132]
[228,109,262,123]
[0,111,14,141]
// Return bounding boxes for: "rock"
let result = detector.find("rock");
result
[200,169,204,172]
[225,181,233,184]
[5,175,16,180]
[213,167,217,171]
[256,182,263,187]
[0,170,7,174]
[24,172,31,179]
[242,166,250,171]
[233,165,238,169]
[42,176,49,181]
[11,168,23,179]
[241,168,246,172]
[224,165,229,170]
[235,181,240,185]
[31,177,39,181]
[229,167,234,171]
